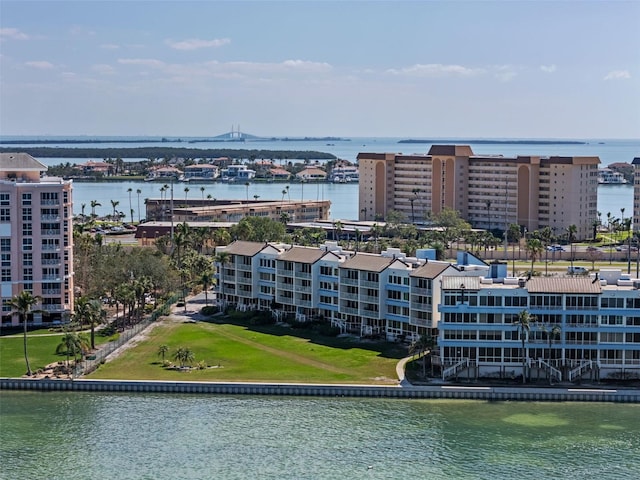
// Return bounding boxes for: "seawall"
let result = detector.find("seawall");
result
[1,378,639,403]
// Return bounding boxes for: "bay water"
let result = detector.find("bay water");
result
[1,391,639,479]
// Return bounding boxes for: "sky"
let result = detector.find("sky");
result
[1,0,639,139]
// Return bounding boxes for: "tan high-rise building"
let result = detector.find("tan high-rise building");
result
[1,153,74,326]
[358,145,599,240]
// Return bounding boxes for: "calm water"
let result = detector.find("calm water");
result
[1,391,639,479]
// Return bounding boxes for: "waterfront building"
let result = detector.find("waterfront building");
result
[182,164,219,181]
[438,266,640,382]
[145,198,331,224]
[357,145,599,240]
[295,166,327,181]
[220,164,256,181]
[0,153,74,326]
[215,239,640,382]
[215,240,474,341]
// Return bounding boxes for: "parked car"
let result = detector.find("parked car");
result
[547,245,565,252]
[567,266,588,275]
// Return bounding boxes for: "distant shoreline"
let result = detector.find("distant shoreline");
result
[398,139,588,145]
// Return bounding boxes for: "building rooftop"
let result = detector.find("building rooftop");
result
[0,152,48,171]
[340,253,395,272]
[278,246,326,264]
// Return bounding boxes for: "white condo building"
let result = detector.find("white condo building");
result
[216,240,640,383]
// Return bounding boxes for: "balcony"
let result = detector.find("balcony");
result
[42,289,62,295]
[41,259,61,265]
[341,306,359,315]
[41,215,61,221]
[41,244,61,251]
[40,200,59,206]
[42,230,61,236]
[41,304,62,311]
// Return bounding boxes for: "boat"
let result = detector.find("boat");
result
[598,168,628,184]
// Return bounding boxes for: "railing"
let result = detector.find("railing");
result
[41,215,60,221]
[41,244,60,251]
[41,259,61,265]
[42,289,61,295]
[41,275,61,281]
[442,358,470,381]
[536,359,562,382]
[42,230,61,236]
[568,360,598,382]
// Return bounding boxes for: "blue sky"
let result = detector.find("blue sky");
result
[1,1,639,138]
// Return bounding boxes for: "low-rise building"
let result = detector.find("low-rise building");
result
[215,240,640,382]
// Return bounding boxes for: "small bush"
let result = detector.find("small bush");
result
[201,305,218,316]
[316,324,341,337]
[196,360,207,370]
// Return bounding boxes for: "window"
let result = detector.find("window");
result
[23,253,32,266]
[0,208,10,222]
[0,239,10,252]
[0,194,9,206]
[1,253,10,267]
[22,208,32,221]
[22,193,31,205]
[22,224,32,236]
[22,238,32,251]
[1,268,11,282]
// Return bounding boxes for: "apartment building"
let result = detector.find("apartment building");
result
[215,240,481,341]
[438,267,640,382]
[215,239,640,383]
[1,153,74,326]
[145,198,331,224]
[358,145,599,240]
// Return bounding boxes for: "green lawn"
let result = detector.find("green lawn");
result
[0,329,112,377]
[88,319,402,385]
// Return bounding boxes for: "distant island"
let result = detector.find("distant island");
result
[0,146,337,161]
[398,139,587,145]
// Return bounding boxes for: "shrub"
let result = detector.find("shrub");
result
[201,305,218,316]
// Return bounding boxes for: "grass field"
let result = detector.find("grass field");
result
[0,328,113,377]
[87,319,404,385]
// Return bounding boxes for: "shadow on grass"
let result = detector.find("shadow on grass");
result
[200,312,407,360]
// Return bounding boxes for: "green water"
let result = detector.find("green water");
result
[1,392,639,479]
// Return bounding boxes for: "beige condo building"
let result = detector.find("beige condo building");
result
[1,153,74,326]
[358,145,599,240]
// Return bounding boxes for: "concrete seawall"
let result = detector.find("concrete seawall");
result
[2,378,639,403]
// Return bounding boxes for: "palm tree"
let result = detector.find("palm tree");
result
[201,270,214,305]
[409,334,435,378]
[136,189,142,222]
[567,224,577,268]
[56,331,89,373]
[110,199,120,220]
[184,187,190,204]
[514,309,534,384]
[74,296,105,349]
[80,203,86,222]
[90,200,101,219]
[9,291,43,376]
[174,347,195,368]
[544,325,561,363]
[525,237,544,275]
[244,182,250,201]
[200,186,205,200]
[333,220,343,243]
[281,189,287,204]
[127,188,133,223]
[158,344,169,363]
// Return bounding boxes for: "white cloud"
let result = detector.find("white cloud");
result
[386,63,484,77]
[604,70,631,80]
[118,58,166,68]
[0,28,29,40]
[100,44,120,50]
[166,38,230,50]
[540,64,556,73]
[25,61,54,70]
[92,64,116,75]
[494,65,518,82]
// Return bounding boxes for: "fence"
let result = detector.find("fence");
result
[74,293,180,377]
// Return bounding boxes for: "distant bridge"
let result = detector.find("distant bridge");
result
[211,126,265,141]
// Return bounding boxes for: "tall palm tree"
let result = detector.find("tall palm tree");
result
[200,186,205,200]
[281,189,287,204]
[567,224,577,268]
[110,199,120,220]
[74,296,105,349]
[409,334,435,378]
[514,309,534,384]
[333,220,343,243]
[184,187,190,204]
[90,200,101,219]
[127,188,133,223]
[244,182,250,201]
[201,270,214,305]
[56,331,90,373]
[158,344,169,363]
[9,291,43,376]
[525,237,544,275]
[136,189,142,222]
